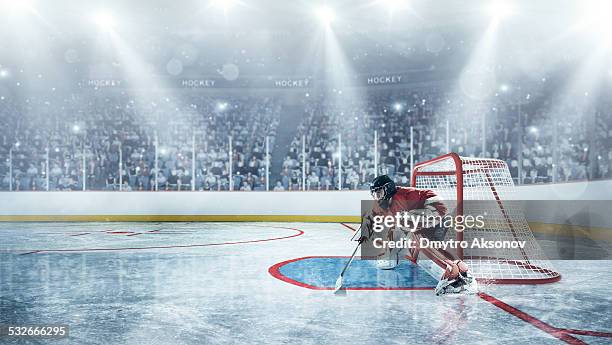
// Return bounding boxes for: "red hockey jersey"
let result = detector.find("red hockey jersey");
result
[371,186,447,217]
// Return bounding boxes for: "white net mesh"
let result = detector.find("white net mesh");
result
[413,154,560,284]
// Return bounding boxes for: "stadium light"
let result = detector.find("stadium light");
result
[217,102,228,111]
[393,102,403,111]
[1,0,35,13]
[315,6,335,26]
[209,0,238,11]
[0,69,8,78]
[486,1,514,20]
[72,124,80,133]
[579,0,612,37]
[93,11,116,31]
[381,0,409,12]
[499,84,509,92]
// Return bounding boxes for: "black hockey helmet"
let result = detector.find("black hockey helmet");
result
[369,175,397,202]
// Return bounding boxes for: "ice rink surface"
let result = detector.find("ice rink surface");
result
[0,222,610,345]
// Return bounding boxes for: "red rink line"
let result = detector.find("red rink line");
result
[268,256,434,291]
[338,223,610,342]
[340,223,358,232]
[70,229,167,237]
[68,233,91,237]
[478,292,590,345]
[18,226,304,254]
[559,328,612,338]
[144,232,195,234]
[19,250,42,255]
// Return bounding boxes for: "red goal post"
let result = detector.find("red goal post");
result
[411,153,561,284]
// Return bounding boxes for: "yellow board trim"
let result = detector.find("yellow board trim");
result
[0,216,609,241]
[528,221,612,242]
[0,215,362,223]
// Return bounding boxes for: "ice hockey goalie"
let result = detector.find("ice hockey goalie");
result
[358,175,478,295]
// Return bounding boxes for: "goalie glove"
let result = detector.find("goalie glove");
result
[357,235,368,244]
[357,210,376,243]
[376,229,403,269]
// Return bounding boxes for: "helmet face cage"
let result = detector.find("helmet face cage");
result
[370,182,390,201]
[370,175,396,204]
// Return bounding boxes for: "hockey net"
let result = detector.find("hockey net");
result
[411,153,560,284]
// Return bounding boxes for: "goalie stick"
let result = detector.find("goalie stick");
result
[349,224,361,241]
[334,240,361,294]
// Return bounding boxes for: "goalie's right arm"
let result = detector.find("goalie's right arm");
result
[357,209,376,243]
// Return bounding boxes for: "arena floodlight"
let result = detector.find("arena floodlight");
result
[486,1,514,20]
[499,84,509,92]
[209,0,238,12]
[316,6,335,26]
[0,69,8,78]
[72,124,80,133]
[93,11,116,32]
[2,0,34,13]
[393,102,403,111]
[217,102,228,111]
[381,0,409,12]
[580,0,612,37]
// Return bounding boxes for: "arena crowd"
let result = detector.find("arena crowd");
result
[1,86,610,191]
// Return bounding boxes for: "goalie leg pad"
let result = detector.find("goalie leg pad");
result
[376,246,401,270]
[435,272,478,295]
[435,278,463,296]
[376,228,404,270]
